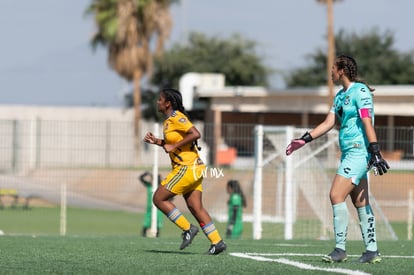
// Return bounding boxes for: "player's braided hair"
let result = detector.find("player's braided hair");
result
[161,88,188,116]
[161,88,201,150]
[335,54,375,92]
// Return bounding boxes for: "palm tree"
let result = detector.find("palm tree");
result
[85,0,176,146]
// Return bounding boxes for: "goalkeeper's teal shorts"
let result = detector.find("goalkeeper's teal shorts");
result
[337,150,369,185]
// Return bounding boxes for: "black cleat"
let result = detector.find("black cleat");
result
[322,248,348,263]
[359,250,381,264]
[207,240,227,255]
[180,224,199,250]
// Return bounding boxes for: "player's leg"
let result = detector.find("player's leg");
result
[142,211,151,237]
[351,178,381,263]
[156,210,163,237]
[153,166,202,250]
[184,189,220,242]
[142,191,153,237]
[184,189,226,255]
[322,174,354,263]
[233,218,243,239]
[330,174,355,249]
[153,171,192,234]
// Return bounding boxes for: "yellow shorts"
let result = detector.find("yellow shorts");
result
[162,164,205,195]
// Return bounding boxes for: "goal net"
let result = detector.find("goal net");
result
[253,125,397,241]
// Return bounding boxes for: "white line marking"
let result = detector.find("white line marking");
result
[245,252,414,259]
[272,243,311,247]
[231,253,371,275]
[248,252,325,257]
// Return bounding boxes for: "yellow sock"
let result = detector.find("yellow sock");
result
[201,222,222,244]
[167,208,190,231]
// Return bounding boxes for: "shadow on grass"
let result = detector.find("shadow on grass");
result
[144,249,196,255]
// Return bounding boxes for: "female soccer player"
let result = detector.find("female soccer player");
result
[143,88,226,255]
[226,180,246,239]
[286,55,389,264]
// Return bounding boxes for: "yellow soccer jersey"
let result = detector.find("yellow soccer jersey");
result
[163,110,202,167]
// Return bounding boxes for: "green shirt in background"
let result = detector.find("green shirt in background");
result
[227,193,243,239]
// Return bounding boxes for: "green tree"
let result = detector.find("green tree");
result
[150,32,272,88]
[85,0,177,141]
[286,28,414,87]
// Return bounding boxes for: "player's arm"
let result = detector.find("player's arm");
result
[361,116,377,143]
[226,205,238,237]
[229,206,238,225]
[360,112,389,175]
[143,132,165,147]
[286,112,336,155]
[163,126,200,153]
[308,112,336,139]
[139,172,152,187]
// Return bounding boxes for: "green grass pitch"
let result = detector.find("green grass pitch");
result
[0,208,413,274]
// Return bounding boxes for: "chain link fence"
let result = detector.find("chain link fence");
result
[0,119,412,238]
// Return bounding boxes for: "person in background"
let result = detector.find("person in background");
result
[143,87,226,255]
[286,54,389,264]
[226,180,246,239]
[139,171,163,237]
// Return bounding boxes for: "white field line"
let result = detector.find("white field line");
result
[246,252,414,259]
[231,252,414,274]
[231,253,370,275]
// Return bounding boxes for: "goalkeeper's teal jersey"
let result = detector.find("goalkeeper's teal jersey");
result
[330,82,374,153]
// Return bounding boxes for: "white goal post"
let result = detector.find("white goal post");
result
[150,123,160,238]
[253,125,296,240]
[252,125,397,241]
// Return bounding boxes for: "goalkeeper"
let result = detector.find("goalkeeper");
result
[226,180,246,239]
[286,55,389,264]
[140,171,163,237]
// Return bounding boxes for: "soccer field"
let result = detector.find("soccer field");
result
[1,236,413,274]
[0,208,413,274]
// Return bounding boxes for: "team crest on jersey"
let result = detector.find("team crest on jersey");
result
[164,122,169,130]
[343,96,350,105]
[179,117,187,123]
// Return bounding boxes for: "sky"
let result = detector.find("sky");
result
[0,0,412,107]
